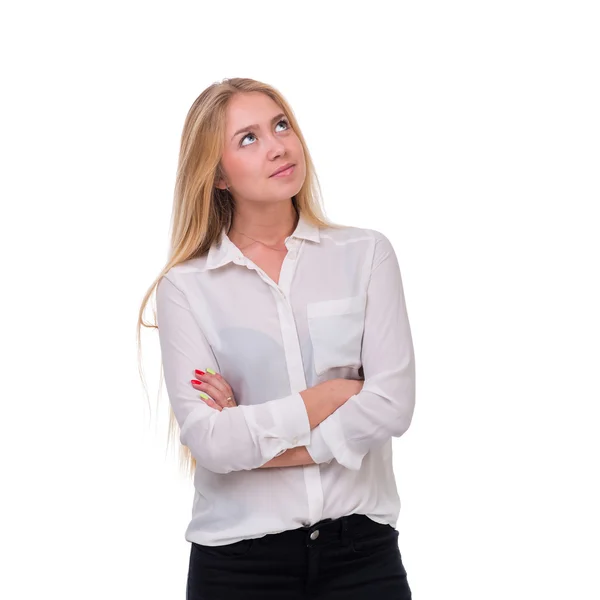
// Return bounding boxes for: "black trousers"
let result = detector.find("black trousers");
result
[186,513,412,599]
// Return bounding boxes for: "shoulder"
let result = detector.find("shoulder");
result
[318,222,388,245]
[319,223,393,256]
[157,256,207,300]
[326,224,400,270]
[162,256,207,282]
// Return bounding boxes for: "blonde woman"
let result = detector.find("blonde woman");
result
[138,77,416,599]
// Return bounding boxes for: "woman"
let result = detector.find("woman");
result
[138,77,416,599]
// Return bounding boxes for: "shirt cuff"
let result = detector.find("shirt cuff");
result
[318,402,364,470]
[306,425,335,464]
[267,391,312,448]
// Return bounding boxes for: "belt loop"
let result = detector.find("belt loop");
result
[340,515,349,546]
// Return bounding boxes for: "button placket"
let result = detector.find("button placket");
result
[237,238,324,526]
[275,240,325,524]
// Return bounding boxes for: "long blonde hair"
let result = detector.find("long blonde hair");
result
[137,77,344,479]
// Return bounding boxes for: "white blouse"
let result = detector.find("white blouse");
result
[155,212,416,546]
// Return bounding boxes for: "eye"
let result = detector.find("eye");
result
[240,132,256,147]
[240,119,290,147]
[275,118,290,132]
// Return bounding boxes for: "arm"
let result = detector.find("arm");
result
[258,378,363,468]
[305,230,416,470]
[259,446,316,468]
[156,274,344,474]
[157,274,312,474]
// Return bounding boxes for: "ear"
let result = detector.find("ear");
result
[215,170,230,190]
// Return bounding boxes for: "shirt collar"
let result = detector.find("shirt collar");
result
[205,211,321,271]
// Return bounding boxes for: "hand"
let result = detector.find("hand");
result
[332,377,365,407]
[190,368,237,411]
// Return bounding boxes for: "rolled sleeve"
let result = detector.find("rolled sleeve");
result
[244,391,311,458]
[156,274,312,474]
[305,424,335,465]
[309,230,416,470]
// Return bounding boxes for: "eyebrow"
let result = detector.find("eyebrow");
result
[231,113,287,142]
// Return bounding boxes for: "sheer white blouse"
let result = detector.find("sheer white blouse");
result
[155,212,416,546]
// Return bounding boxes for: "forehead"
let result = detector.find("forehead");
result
[224,92,282,130]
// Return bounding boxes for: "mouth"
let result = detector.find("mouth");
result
[270,163,295,177]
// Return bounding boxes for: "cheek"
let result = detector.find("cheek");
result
[291,138,305,166]
[293,147,307,178]
[228,154,259,182]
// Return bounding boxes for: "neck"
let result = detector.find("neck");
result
[228,200,298,247]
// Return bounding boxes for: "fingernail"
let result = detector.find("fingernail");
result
[206,368,216,374]
[199,392,210,399]
[195,370,205,376]
[191,379,201,385]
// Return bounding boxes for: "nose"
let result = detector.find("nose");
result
[266,135,286,159]
[268,145,286,161]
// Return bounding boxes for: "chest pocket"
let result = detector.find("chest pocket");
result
[306,294,366,376]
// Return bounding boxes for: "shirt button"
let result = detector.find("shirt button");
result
[310,530,320,540]
[292,437,298,445]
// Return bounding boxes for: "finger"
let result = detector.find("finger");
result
[190,377,230,400]
[193,370,234,404]
[191,378,229,403]
[198,391,222,411]
[197,381,234,409]
[195,369,232,397]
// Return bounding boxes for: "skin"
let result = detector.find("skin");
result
[190,362,315,469]
[190,92,315,468]
[215,91,306,252]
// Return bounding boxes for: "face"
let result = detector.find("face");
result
[216,92,306,204]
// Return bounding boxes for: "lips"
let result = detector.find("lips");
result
[270,162,295,177]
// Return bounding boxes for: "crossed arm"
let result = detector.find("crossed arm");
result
[260,446,315,468]
[157,230,415,474]
[190,371,320,468]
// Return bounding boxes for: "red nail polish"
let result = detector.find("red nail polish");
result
[195,370,205,376]
[191,379,201,385]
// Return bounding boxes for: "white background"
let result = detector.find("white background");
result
[1,1,598,598]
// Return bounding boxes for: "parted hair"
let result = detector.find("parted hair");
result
[137,77,343,479]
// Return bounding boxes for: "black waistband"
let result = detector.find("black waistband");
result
[298,513,390,540]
